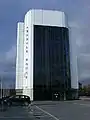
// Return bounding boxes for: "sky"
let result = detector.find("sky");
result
[0,0,90,87]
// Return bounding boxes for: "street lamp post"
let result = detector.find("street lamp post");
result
[0,79,2,98]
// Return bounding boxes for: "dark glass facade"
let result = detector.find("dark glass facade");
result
[33,25,71,100]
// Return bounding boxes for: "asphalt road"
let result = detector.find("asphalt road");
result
[0,105,34,120]
[34,100,90,120]
[0,100,90,120]
[0,104,53,120]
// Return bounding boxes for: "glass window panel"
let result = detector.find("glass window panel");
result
[33,25,71,100]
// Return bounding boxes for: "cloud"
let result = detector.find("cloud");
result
[20,0,90,54]
[77,54,90,81]
[0,45,16,77]
[0,44,16,88]
[0,0,90,84]
[6,45,16,63]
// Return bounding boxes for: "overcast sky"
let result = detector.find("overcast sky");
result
[0,0,90,87]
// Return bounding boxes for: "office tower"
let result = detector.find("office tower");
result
[16,9,78,101]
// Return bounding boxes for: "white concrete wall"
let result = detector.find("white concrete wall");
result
[29,9,68,27]
[69,28,78,89]
[16,22,24,90]
[23,11,33,100]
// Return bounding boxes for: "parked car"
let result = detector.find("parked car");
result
[4,95,31,106]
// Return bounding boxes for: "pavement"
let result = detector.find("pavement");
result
[0,100,90,120]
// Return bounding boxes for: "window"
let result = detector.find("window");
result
[33,25,71,100]
[15,96,19,98]
[26,63,28,65]
[20,96,24,98]
[26,42,28,44]
[26,76,27,79]
[26,34,28,36]
[26,58,28,61]
[26,38,28,41]
[25,96,28,98]
[25,72,28,74]
[26,30,28,32]
[26,50,28,53]
[25,67,28,70]
[26,46,28,49]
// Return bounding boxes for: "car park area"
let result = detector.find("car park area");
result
[0,100,90,120]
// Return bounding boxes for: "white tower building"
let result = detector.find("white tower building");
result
[16,9,78,101]
[16,22,24,94]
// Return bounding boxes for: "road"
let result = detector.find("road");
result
[0,105,34,120]
[33,100,90,120]
[0,100,90,120]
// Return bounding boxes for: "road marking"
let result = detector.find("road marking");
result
[73,103,90,107]
[36,106,61,120]
[79,103,90,107]
[73,103,78,104]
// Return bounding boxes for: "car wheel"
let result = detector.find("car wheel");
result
[24,102,29,106]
